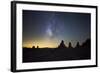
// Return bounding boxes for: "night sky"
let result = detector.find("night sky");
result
[22,10,91,48]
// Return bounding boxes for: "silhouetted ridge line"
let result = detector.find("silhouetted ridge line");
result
[23,38,90,49]
[23,38,91,62]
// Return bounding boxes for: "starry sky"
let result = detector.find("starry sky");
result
[22,10,91,48]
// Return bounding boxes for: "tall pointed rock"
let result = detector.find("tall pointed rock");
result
[58,40,67,48]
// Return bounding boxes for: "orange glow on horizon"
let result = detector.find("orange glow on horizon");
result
[22,40,59,48]
[22,38,82,48]
[23,43,58,48]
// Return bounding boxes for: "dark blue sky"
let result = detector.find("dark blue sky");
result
[23,10,91,48]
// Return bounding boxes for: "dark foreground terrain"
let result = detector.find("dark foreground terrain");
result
[23,39,91,63]
[23,48,90,63]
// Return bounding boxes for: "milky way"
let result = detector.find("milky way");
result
[23,10,90,48]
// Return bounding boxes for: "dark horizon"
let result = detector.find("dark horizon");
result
[23,38,91,49]
[23,10,91,48]
[23,38,91,62]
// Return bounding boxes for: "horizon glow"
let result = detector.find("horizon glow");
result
[22,10,90,48]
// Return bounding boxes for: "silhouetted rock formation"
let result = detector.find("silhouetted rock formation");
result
[81,38,90,48]
[23,38,91,62]
[75,42,80,48]
[58,40,67,48]
[32,46,35,48]
[68,42,73,48]
[37,46,39,48]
